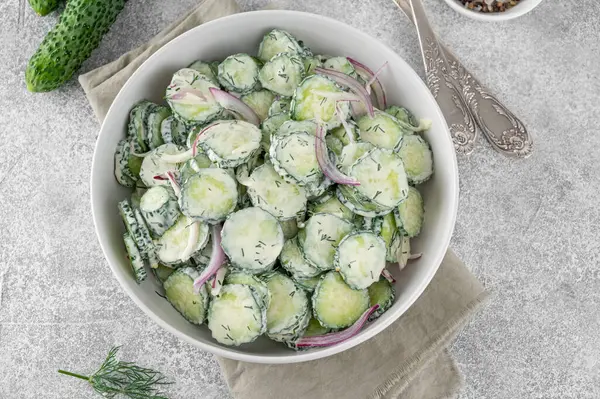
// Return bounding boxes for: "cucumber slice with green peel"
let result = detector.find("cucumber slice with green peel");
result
[217,53,262,94]
[164,267,209,325]
[139,143,185,188]
[225,271,271,308]
[118,200,152,259]
[326,135,344,156]
[261,113,291,151]
[268,97,291,117]
[170,117,189,146]
[160,116,175,144]
[259,52,305,97]
[130,186,147,210]
[128,101,154,152]
[258,29,306,63]
[242,90,276,121]
[308,194,355,221]
[221,207,284,274]
[179,168,238,223]
[155,215,209,266]
[303,317,331,337]
[349,148,409,208]
[312,271,369,329]
[139,186,180,238]
[304,177,334,201]
[114,140,137,187]
[263,272,310,338]
[306,188,334,205]
[334,231,387,289]
[397,135,433,185]
[247,162,307,220]
[377,212,402,262]
[368,278,395,321]
[197,121,262,168]
[330,120,359,146]
[280,218,299,240]
[357,110,407,151]
[266,310,310,345]
[394,186,424,237]
[188,60,219,85]
[291,75,350,130]
[152,264,175,283]
[385,105,419,128]
[270,131,322,187]
[179,153,213,183]
[276,119,317,137]
[336,185,393,218]
[293,274,323,292]
[133,208,156,256]
[143,104,170,150]
[337,142,375,171]
[297,213,355,271]
[323,56,358,78]
[123,233,147,284]
[280,237,321,279]
[192,235,213,267]
[303,55,323,76]
[166,68,224,125]
[208,284,266,346]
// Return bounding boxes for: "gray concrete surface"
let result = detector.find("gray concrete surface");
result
[1,0,599,398]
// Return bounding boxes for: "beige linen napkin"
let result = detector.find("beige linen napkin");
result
[80,1,490,397]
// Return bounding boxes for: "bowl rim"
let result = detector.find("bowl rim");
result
[442,0,544,21]
[91,9,459,364]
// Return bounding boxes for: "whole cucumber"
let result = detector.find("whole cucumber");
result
[26,0,126,92]
[29,0,60,16]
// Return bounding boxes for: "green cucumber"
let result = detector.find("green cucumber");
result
[166,68,224,125]
[164,267,209,325]
[394,186,424,237]
[323,56,358,78]
[197,121,262,168]
[291,75,350,130]
[242,90,276,122]
[368,278,395,320]
[139,186,180,238]
[217,53,262,94]
[280,237,321,279]
[357,110,406,151]
[263,272,310,340]
[397,135,434,185]
[268,97,292,117]
[297,213,354,271]
[123,233,146,284]
[269,131,322,187]
[188,60,219,85]
[334,231,387,289]
[258,29,306,63]
[179,168,238,223]
[312,271,369,329]
[224,271,271,308]
[307,194,354,222]
[29,0,59,16]
[155,215,210,266]
[385,105,419,127]
[259,53,305,97]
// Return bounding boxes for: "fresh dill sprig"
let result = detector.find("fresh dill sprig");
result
[58,346,172,399]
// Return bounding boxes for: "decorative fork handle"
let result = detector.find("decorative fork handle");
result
[394,0,534,158]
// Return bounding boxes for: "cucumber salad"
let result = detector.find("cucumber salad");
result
[113,29,433,349]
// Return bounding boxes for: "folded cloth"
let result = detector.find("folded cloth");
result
[80,1,489,397]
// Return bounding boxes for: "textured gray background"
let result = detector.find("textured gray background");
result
[1,0,599,398]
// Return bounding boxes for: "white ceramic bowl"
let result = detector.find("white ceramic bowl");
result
[91,10,458,364]
[443,0,544,21]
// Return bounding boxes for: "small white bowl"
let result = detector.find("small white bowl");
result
[443,0,544,21]
[91,10,459,364]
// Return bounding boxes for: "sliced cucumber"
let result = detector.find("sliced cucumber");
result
[308,194,354,222]
[330,120,359,146]
[276,119,318,137]
[192,234,213,267]
[337,142,375,171]
[179,168,238,223]
[368,278,395,321]
[270,131,322,187]
[280,218,299,240]
[217,53,261,94]
[303,317,330,337]
[164,267,209,325]
[118,200,152,258]
[123,233,146,284]
[139,143,185,188]
[259,52,305,97]
[280,237,321,279]
[241,89,275,121]
[312,271,369,329]
[143,104,170,150]
[247,162,307,220]
[304,177,334,201]
[323,56,358,78]
[334,231,387,289]
[128,101,153,152]
[166,68,224,125]
[139,186,180,238]
[130,186,146,210]
[297,213,354,271]
[221,207,284,274]
[207,284,266,346]
[188,60,219,85]
[378,212,402,262]
[357,110,406,151]
[349,148,409,208]
[225,271,271,308]
[261,112,291,151]
[397,135,433,185]
[385,105,418,128]
[114,140,136,187]
[291,75,350,130]
[268,96,291,117]
[394,186,424,237]
[258,29,306,63]
[197,121,262,168]
[263,272,310,339]
[179,152,212,183]
[133,208,156,257]
[326,135,344,157]
[302,55,323,76]
[152,263,175,283]
[336,185,393,218]
[293,274,323,293]
[155,215,209,266]
[160,116,174,144]
[160,116,188,146]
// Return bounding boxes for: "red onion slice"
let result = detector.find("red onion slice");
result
[347,58,388,110]
[315,67,374,117]
[158,149,193,164]
[408,253,422,260]
[209,88,260,126]
[210,266,229,296]
[165,171,181,197]
[166,88,209,105]
[193,224,227,293]
[180,221,200,262]
[335,102,356,145]
[295,305,380,348]
[381,269,396,284]
[315,123,360,186]
[191,123,221,157]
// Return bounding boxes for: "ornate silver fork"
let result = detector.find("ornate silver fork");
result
[392,0,533,158]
